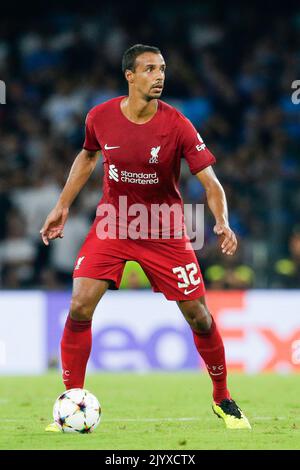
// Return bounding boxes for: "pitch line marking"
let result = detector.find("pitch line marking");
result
[1,416,291,423]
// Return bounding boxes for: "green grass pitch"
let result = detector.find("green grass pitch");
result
[0,372,299,450]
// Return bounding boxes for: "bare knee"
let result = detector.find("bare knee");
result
[70,297,95,321]
[70,278,109,321]
[178,299,212,333]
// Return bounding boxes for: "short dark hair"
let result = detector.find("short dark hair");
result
[122,44,161,73]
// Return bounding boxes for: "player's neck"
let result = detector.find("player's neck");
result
[121,95,158,124]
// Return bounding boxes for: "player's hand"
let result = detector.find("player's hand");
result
[213,223,237,256]
[40,206,69,246]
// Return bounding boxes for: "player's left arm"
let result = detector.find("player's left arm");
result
[195,166,237,256]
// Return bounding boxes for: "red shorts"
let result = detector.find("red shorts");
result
[73,221,205,301]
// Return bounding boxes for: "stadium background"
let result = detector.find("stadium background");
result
[0,1,300,376]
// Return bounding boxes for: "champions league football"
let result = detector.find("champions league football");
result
[53,389,101,433]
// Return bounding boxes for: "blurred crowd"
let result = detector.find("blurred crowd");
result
[0,2,300,290]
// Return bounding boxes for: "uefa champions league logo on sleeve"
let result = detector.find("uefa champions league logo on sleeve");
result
[0,80,6,104]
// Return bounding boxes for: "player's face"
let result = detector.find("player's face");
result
[130,52,166,100]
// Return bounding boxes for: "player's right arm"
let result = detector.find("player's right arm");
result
[40,149,99,245]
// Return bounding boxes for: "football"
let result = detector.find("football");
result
[53,388,101,433]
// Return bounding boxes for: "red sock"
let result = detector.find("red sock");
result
[61,315,92,390]
[192,317,231,404]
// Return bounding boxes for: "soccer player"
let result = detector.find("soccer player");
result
[41,44,251,431]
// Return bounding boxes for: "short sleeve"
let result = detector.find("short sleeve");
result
[83,112,101,151]
[177,114,216,175]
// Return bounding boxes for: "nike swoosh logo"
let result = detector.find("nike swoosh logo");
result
[183,286,199,295]
[104,144,120,150]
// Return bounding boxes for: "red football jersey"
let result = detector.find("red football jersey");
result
[83,96,216,238]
